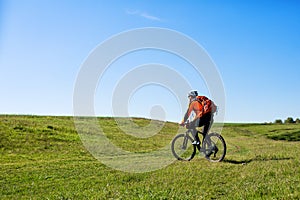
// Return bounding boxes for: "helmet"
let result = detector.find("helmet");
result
[188,90,198,97]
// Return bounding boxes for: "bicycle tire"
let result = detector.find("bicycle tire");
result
[202,133,226,162]
[171,133,196,161]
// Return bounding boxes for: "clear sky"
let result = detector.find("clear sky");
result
[1,0,299,123]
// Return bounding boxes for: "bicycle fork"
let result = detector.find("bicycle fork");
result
[182,134,188,150]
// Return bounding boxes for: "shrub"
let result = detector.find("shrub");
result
[274,119,283,124]
[284,117,295,124]
[296,118,300,124]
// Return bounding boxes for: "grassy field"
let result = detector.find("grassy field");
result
[1,115,300,199]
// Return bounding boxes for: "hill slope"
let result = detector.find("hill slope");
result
[1,115,299,199]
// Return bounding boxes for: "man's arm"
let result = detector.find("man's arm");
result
[181,102,194,124]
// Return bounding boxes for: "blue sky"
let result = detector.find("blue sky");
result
[1,0,300,123]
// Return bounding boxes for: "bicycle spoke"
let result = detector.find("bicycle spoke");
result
[171,134,196,161]
[203,133,226,162]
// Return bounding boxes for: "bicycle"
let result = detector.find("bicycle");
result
[171,124,226,162]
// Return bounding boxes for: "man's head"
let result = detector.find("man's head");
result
[188,90,198,98]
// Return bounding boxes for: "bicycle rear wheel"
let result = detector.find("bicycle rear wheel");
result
[171,133,196,161]
[203,133,226,162]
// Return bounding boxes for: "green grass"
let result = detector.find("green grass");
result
[1,115,300,199]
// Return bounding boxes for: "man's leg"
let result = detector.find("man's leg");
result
[201,113,214,150]
[201,113,213,138]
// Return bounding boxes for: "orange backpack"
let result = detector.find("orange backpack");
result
[196,96,217,114]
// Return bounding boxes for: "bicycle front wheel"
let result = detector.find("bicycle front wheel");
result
[203,133,226,162]
[171,133,196,161]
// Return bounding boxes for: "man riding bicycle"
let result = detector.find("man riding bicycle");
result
[179,90,215,145]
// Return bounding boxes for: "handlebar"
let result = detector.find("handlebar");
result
[179,121,190,127]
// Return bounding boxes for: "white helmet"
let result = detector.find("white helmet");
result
[188,90,198,97]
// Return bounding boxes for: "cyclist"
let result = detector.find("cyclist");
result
[179,90,214,145]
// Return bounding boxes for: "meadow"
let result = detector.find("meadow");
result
[0,115,299,199]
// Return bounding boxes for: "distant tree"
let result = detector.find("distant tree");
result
[296,118,300,124]
[284,117,295,124]
[274,119,283,124]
